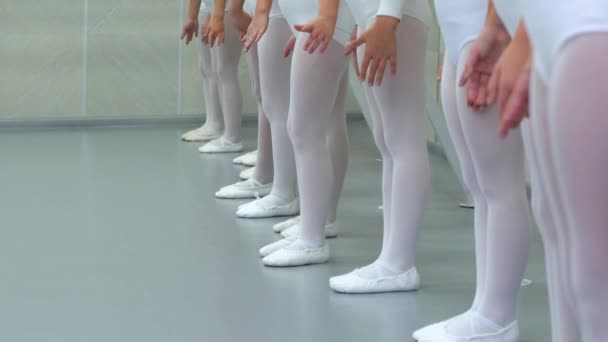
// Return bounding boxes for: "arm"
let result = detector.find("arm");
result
[180,0,203,44]
[227,0,252,35]
[242,0,273,51]
[459,0,512,110]
[495,21,532,138]
[202,0,226,46]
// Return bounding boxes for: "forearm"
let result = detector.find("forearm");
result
[512,21,531,55]
[318,0,339,18]
[213,0,226,17]
[229,0,246,14]
[255,0,273,17]
[187,0,202,19]
[486,1,510,41]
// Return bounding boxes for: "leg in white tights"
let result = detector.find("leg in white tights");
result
[247,44,273,185]
[330,17,430,293]
[548,34,608,341]
[414,43,532,340]
[528,72,581,342]
[200,19,243,152]
[326,72,350,224]
[214,43,274,200]
[274,71,348,236]
[262,35,348,267]
[182,11,224,142]
[254,19,297,202]
[235,19,300,218]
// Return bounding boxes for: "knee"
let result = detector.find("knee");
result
[461,167,481,197]
[287,113,324,151]
[215,62,239,82]
[198,59,215,80]
[531,192,558,245]
[371,125,390,156]
[383,128,427,162]
[252,81,262,104]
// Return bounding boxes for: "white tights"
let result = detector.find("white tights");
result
[212,18,243,143]
[245,42,273,184]
[257,18,298,200]
[359,17,430,273]
[288,35,349,247]
[441,42,532,332]
[197,11,223,132]
[530,33,608,341]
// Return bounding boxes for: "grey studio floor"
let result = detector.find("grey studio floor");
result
[0,119,551,342]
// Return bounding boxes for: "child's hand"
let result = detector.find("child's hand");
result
[294,15,337,54]
[203,14,225,47]
[345,16,399,86]
[180,16,200,45]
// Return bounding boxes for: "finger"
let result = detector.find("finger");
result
[348,35,366,52]
[375,58,387,86]
[459,53,478,86]
[476,84,487,111]
[360,53,372,82]
[294,24,313,33]
[220,32,225,45]
[368,58,379,87]
[304,33,316,52]
[319,38,330,53]
[353,48,360,79]
[467,73,480,107]
[308,36,323,54]
[498,78,514,115]
[487,68,500,105]
[389,55,397,76]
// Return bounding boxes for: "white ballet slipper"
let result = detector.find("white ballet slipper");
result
[272,216,301,233]
[262,239,330,267]
[215,179,272,199]
[181,126,222,142]
[233,150,257,166]
[199,137,243,153]
[258,236,297,258]
[236,195,299,219]
[240,167,255,180]
[413,312,519,342]
[329,267,420,294]
[281,221,338,238]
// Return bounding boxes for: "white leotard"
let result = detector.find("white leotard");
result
[492,0,520,36]
[522,0,608,82]
[278,0,355,46]
[200,0,210,13]
[434,0,488,65]
[346,0,432,29]
[243,0,282,18]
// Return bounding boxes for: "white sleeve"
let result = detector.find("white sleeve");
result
[376,0,406,19]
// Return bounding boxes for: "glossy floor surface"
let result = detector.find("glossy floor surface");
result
[0,121,550,342]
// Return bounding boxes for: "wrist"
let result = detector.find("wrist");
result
[212,10,225,19]
[375,16,400,31]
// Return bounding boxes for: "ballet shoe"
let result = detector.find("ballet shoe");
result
[215,179,272,199]
[281,221,338,238]
[259,236,297,258]
[329,266,420,294]
[199,137,243,153]
[181,125,222,142]
[232,150,257,166]
[413,311,519,342]
[236,195,299,219]
[240,167,255,180]
[272,216,300,233]
[262,239,329,267]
